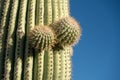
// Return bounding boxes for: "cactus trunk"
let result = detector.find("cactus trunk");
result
[0,0,81,80]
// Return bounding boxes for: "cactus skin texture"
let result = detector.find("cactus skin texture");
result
[0,0,81,80]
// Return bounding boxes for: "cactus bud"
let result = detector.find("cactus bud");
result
[28,26,55,50]
[50,17,81,46]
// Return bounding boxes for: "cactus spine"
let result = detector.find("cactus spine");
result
[0,0,81,80]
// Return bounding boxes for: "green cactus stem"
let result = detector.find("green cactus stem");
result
[0,0,81,80]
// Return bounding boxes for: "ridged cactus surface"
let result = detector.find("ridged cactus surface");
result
[0,0,81,80]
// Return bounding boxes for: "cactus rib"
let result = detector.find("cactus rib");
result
[13,0,27,80]
[24,0,35,79]
[44,0,52,25]
[37,51,45,80]
[43,49,53,80]
[53,46,73,80]
[4,0,19,80]
[66,47,72,80]
[0,0,10,79]
[53,48,61,80]
[63,0,69,16]
[52,0,59,21]
[61,47,72,80]
[36,0,44,25]
[58,0,63,18]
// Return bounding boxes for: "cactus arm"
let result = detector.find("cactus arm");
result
[13,0,27,80]
[24,0,35,80]
[0,0,10,79]
[4,0,19,80]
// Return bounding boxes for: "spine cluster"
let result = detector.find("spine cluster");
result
[0,0,82,80]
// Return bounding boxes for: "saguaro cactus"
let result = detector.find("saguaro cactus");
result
[0,0,81,80]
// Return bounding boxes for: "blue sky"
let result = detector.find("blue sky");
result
[70,0,120,80]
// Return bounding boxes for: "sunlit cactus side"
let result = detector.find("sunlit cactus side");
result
[53,46,73,80]
[0,0,81,80]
